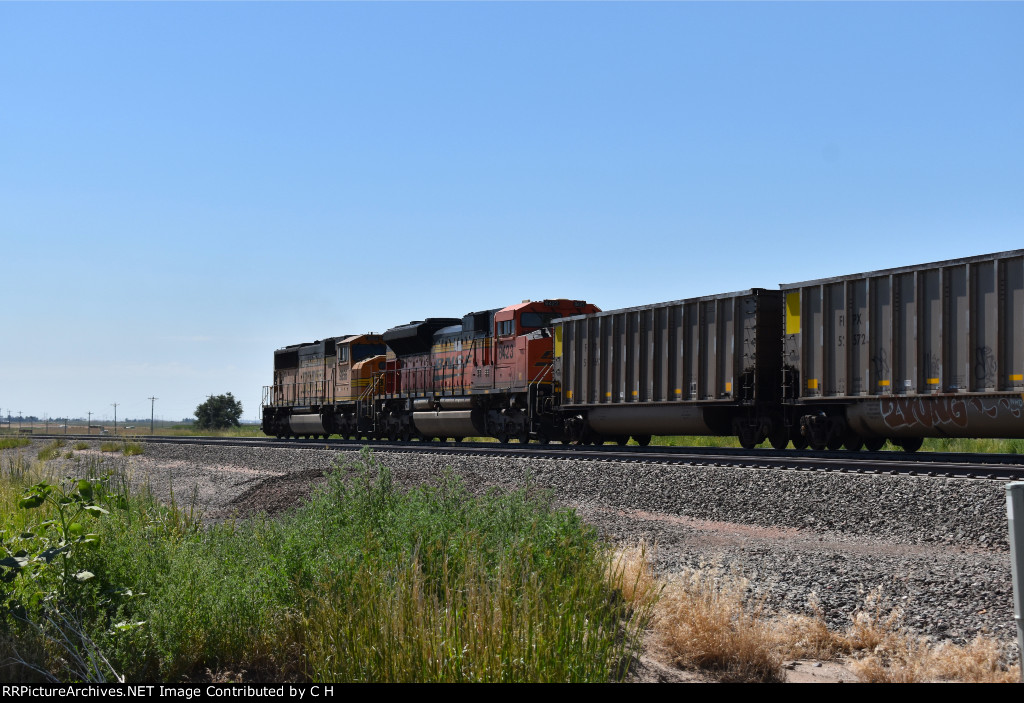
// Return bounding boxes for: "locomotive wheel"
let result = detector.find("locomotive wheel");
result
[898,437,924,453]
[633,435,652,447]
[864,437,886,451]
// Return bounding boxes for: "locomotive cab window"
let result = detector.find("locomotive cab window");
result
[497,319,515,337]
[339,347,349,362]
[520,312,558,330]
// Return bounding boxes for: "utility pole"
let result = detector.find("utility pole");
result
[112,403,118,435]
[149,396,158,435]
[88,411,92,435]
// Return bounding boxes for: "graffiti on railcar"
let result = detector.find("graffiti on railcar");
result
[975,347,997,386]
[879,395,1024,431]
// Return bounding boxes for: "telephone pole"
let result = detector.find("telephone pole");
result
[148,396,158,434]
[88,411,92,435]
[112,403,119,435]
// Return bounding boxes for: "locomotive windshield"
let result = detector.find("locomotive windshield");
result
[520,312,560,330]
[351,343,387,361]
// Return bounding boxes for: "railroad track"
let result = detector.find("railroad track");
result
[20,433,1024,481]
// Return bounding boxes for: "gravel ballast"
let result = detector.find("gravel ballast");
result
[12,439,1017,648]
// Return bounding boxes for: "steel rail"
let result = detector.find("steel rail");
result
[19,433,1024,481]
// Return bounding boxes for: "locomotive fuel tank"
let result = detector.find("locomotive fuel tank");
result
[411,409,486,438]
[288,413,326,435]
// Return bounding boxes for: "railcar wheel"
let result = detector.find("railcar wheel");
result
[768,431,789,451]
[633,435,652,447]
[616,436,629,446]
[516,430,529,444]
[864,437,886,451]
[826,435,844,451]
[791,434,809,450]
[843,435,864,451]
[400,429,411,442]
[898,437,923,453]
[537,432,550,445]
[739,436,758,450]
[497,431,510,444]
[453,437,464,443]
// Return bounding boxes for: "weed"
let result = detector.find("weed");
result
[36,440,66,462]
[651,564,784,682]
[121,443,143,457]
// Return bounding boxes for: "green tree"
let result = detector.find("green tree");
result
[194,393,244,430]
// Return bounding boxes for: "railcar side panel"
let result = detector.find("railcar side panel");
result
[782,249,1024,441]
[555,289,783,445]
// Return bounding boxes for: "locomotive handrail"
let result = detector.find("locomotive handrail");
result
[263,381,333,408]
[530,362,553,386]
[361,371,387,403]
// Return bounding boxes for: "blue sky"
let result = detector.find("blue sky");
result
[1,1,1021,423]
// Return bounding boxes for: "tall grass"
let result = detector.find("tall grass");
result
[293,458,651,681]
[2,451,650,683]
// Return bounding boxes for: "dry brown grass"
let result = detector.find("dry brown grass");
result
[616,549,1020,684]
[649,565,784,682]
[841,589,1019,683]
[607,541,662,609]
[930,635,1020,683]
[772,595,851,661]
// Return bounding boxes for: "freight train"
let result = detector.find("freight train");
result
[261,250,1024,452]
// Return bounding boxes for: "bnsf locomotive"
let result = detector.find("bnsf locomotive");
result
[262,250,1024,451]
